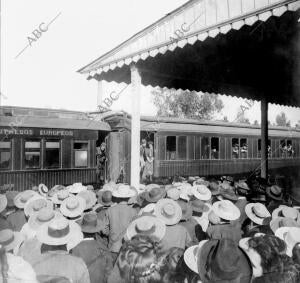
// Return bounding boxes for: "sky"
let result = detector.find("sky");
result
[1,0,300,125]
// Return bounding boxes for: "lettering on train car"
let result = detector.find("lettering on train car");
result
[40,129,73,136]
[0,128,34,135]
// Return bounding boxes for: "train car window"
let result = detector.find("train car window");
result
[178,136,187,160]
[287,140,294,158]
[74,142,88,167]
[240,138,248,159]
[0,141,11,169]
[166,136,176,160]
[201,137,210,159]
[280,140,287,158]
[25,141,41,169]
[45,141,60,168]
[232,138,239,159]
[211,137,219,159]
[258,139,271,158]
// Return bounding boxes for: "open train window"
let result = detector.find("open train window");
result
[211,137,219,159]
[232,138,239,159]
[0,141,11,170]
[240,138,248,159]
[25,140,41,169]
[74,141,89,167]
[258,139,271,158]
[201,137,210,159]
[280,140,287,158]
[287,140,294,158]
[178,136,187,160]
[166,136,176,160]
[45,141,60,168]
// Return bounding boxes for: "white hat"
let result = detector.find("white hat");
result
[24,196,53,217]
[212,200,241,221]
[28,207,62,231]
[275,227,300,256]
[184,240,208,274]
[14,190,39,209]
[0,229,24,252]
[192,185,212,201]
[272,205,299,221]
[68,183,87,194]
[245,203,271,225]
[112,184,137,198]
[0,194,7,214]
[138,203,156,216]
[78,190,97,210]
[155,199,182,226]
[60,196,86,218]
[51,190,70,205]
[38,184,48,197]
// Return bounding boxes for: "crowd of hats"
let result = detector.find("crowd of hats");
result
[0,175,300,282]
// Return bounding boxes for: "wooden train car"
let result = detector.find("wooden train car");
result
[103,112,300,183]
[0,106,110,191]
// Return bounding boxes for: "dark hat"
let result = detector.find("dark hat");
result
[218,188,238,201]
[144,187,166,203]
[76,212,103,233]
[97,190,113,207]
[266,185,283,201]
[177,200,193,221]
[198,239,252,283]
[190,199,210,213]
[208,182,220,196]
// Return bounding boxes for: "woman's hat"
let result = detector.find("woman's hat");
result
[177,200,193,221]
[126,215,166,241]
[0,194,7,213]
[155,199,182,226]
[245,203,271,225]
[112,184,137,199]
[198,239,252,283]
[60,196,86,218]
[266,185,283,201]
[76,212,103,233]
[14,190,39,209]
[190,199,210,213]
[24,197,53,217]
[97,190,114,207]
[138,203,156,216]
[38,184,48,197]
[192,185,212,201]
[28,207,62,231]
[275,227,300,256]
[0,229,24,251]
[144,187,166,203]
[272,205,299,221]
[270,217,299,234]
[212,200,241,221]
[51,190,70,205]
[167,188,180,200]
[184,240,208,274]
[37,217,82,246]
[218,188,238,202]
[67,183,87,194]
[78,190,97,210]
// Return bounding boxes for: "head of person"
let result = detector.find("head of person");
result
[141,139,147,148]
[100,143,106,151]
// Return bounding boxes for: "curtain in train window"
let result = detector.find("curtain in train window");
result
[201,137,210,159]
[287,140,294,158]
[232,138,239,159]
[211,137,219,159]
[280,140,287,158]
[25,141,41,169]
[0,141,11,169]
[166,136,176,160]
[74,142,88,167]
[45,141,60,168]
[178,136,187,160]
[258,139,271,158]
[240,138,248,158]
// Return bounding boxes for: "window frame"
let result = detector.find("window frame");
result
[73,140,89,168]
[165,136,177,160]
[210,137,220,160]
[24,139,41,170]
[0,140,12,170]
[44,139,61,169]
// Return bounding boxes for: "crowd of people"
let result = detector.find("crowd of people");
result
[0,175,300,282]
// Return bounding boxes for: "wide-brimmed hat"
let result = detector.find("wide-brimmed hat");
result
[97,190,114,207]
[14,190,38,209]
[193,179,210,187]
[102,181,117,192]
[266,185,283,201]
[275,227,300,256]
[112,184,137,199]
[24,197,53,217]
[145,183,161,191]
[208,182,220,196]
[37,217,82,246]
[38,184,48,197]
[177,200,193,221]
[0,194,7,213]
[76,212,103,233]
[5,191,18,208]
[67,183,87,194]
[272,205,299,221]
[217,187,238,201]
[78,190,97,210]
[60,196,86,218]
[155,199,182,226]
[0,229,24,251]
[50,190,70,205]
[48,185,66,198]
[184,240,208,274]
[212,200,241,221]
[167,188,180,200]
[245,203,271,225]
[192,185,212,201]
[190,199,210,214]
[138,203,156,216]
[126,215,166,241]
[235,181,250,195]
[270,217,299,234]
[199,239,252,282]
[144,187,166,203]
[28,207,62,231]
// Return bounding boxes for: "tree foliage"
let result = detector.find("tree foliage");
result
[275,112,291,127]
[234,107,250,124]
[151,89,224,120]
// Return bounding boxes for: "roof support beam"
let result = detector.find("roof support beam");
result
[261,97,268,180]
[97,80,104,108]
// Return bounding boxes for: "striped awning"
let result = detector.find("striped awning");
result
[78,0,300,78]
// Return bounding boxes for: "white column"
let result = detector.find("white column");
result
[130,64,141,189]
[97,80,104,108]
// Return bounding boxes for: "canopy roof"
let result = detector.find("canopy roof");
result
[78,0,300,107]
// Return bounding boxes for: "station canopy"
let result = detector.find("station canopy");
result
[78,0,300,107]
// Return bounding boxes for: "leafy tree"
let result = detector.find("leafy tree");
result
[275,112,290,127]
[151,89,224,120]
[235,108,250,124]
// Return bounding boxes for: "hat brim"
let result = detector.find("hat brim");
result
[155,199,182,226]
[24,197,53,217]
[0,196,7,214]
[50,191,69,205]
[60,197,86,218]
[14,191,38,209]
[28,211,62,231]
[184,240,208,274]
[78,193,97,210]
[112,190,137,199]
[212,201,240,221]
[68,185,87,194]
[192,187,212,201]
[76,217,103,233]
[193,216,209,232]
[245,203,270,225]
[266,187,283,201]
[144,191,166,203]
[3,232,24,252]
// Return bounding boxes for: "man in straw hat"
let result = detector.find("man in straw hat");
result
[72,212,114,283]
[33,217,90,283]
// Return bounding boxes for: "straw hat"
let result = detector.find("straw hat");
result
[102,181,117,192]
[24,197,53,217]
[138,203,156,216]
[0,229,24,251]
[144,187,166,203]
[270,217,299,234]
[245,203,271,225]
[192,185,212,201]
[193,179,210,187]
[208,181,220,196]
[212,200,241,221]
[48,185,66,198]
[145,183,161,191]
[97,190,114,207]
[275,227,300,256]
[14,190,39,209]
[37,217,82,246]
[112,184,137,198]
[68,183,87,194]
[266,185,283,201]
[218,188,238,201]
[51,190,70,205]
[167,188,180,200]
[272,205,299,221]
[38,184,48,197]
[126,215,166,241]
[155,199,182,226]
[184,240,208,274]
[60,196,86,218]
[177,200,193,221]
[179,191,190,202]
[76,212,103,233]
[190,199,211,214]
[28,207,62,231]
[0,194,7,213]
[78,190,97,210]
